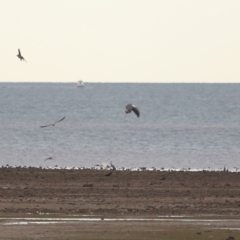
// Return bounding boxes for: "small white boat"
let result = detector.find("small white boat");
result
[77,80,84,87]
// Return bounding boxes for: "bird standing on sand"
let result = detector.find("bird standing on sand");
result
[16,49,27,62]
[104,162,116,176]
[125,104,140,117]
[40,117,66,128]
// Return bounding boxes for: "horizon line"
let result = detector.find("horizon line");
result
[0,81,240,84]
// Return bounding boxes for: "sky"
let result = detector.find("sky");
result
[1,0,240,83]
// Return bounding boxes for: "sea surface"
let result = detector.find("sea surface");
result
[1,83,240,171]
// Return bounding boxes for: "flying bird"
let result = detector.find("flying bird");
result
[104,172,113,177]
[40,117,66,128]
[16,49,27,62]
[45,157,53,161]
[125,104,140,117]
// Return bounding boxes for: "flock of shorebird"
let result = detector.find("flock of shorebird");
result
[17,49,140,173]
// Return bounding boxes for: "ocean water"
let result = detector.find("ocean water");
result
[1,83,240,170]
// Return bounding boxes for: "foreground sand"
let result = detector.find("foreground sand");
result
[0,167,240,239]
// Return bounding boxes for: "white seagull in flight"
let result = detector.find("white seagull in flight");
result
[16,49,27,62]
[40,117,66,128]
[125,104,140,117]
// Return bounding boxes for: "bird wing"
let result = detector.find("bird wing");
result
[110,162,116,170]
[104,172,113,176]
[54,117,66,124]
[40,124,53,128]
[132,107,140,117]
[18,49,21,55]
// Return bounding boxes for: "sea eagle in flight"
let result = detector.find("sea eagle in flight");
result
[125,104,140,117]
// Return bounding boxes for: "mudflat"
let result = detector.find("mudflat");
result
[0,167,240,239]
[0,167,240,216]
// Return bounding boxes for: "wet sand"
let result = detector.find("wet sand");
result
[1,167,240,216]
[0,167,240,239]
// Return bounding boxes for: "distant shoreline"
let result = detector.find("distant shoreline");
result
[0,165,238,173]
[1,82,240,84]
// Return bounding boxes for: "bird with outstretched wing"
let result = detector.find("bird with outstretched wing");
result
[16,49,27,62]
[40,117,66,128]
[125,104,140,117]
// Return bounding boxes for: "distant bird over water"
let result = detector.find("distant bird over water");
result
[40,117,66,128]
[16,49,27,62]
[125,104,140,117]
[45,157,53,161]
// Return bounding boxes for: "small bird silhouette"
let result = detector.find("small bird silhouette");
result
[45,157,53,161]
[40,117,66,128]
[104,172,113,177]
[16,49,27,62]
[110,161,116,170]
[125,104,140,117]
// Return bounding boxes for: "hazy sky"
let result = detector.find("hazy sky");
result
[1,0,240,83]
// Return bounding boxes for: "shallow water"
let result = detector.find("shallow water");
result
[2,217,240,226]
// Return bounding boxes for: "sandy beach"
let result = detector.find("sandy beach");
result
[0,167,240,239]
[1,167,240,215]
